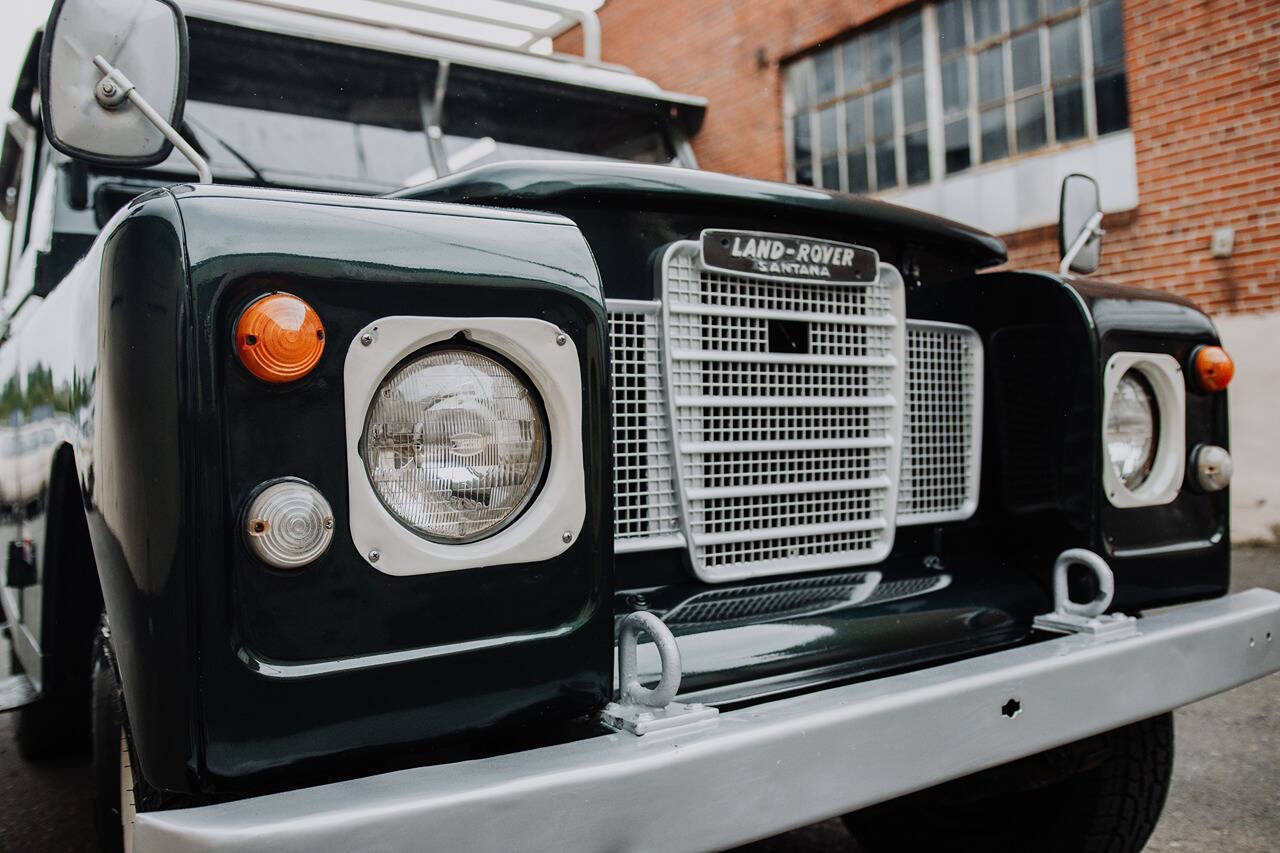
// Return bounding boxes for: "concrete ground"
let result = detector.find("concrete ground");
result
[0,547,1276,852]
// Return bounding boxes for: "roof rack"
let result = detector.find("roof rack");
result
[201,0,603,63]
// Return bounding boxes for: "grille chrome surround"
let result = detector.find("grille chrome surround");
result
[897,321,984,525]
[659,240,906,582]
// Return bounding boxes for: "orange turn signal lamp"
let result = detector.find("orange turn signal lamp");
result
[235,293,325,383]
[1192,345,1234,392]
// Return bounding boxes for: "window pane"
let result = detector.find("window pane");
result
[978,46,1005,104]
[1094,69,1130,133]
[1047,0,1078,13]
[980,106,1009,161]
[937,0,966,53]
[1053,82,1085,141]
[814,50,837,102]
[870,25,896,80]
[842,35,868,92]
[972,0,1004,41]
[1011,31,1041,91]
[945,118,971,173]
[1050,17,1081,82]
[787,63,815,110]
[872,86,895,138]
[1091,0,1125,68]
[845,95,867,146]
[818,105,838,155]
[1010,0,1042,29]
[846,149,870,193]
[902,72,927,127]
[821,156,841,190]
[1015,94,1047,151]
[874,138,897,189]
[899,12,924,68]
[941,56,969,113]
[905,129,930,185]
[793,114,812,183]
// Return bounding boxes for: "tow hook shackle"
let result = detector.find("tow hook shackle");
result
[1034,549,1138,639]
[617,611,682,708]
[600,612,719,736]
[1052,548,1115,619]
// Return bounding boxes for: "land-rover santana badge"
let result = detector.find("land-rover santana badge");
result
[701,229,879,283]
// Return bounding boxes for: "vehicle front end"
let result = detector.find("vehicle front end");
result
[4,2,1278,851]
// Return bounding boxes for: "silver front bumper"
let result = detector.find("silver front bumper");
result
[137,588,1280,853]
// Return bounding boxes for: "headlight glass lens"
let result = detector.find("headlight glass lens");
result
[363,348,547,542]
[1106,369,1159,490]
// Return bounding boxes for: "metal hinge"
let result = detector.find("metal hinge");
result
[600,612,718,736]
[1033,548,1138,639]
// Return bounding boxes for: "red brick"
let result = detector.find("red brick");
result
[557,0,1280,315]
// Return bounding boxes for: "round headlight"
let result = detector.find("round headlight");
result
[362,348,547,543]
[1105,369,1159,490]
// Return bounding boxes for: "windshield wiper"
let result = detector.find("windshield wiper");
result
[183,115,268,183]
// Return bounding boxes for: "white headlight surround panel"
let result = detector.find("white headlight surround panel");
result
[1102,352,1186,508]
[345,316,585,576]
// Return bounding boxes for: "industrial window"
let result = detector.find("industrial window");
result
[784,0,1128,191]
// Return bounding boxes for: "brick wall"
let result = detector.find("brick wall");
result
[558,0,1280,314]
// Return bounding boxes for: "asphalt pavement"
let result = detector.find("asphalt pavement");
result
[1,547,1276,852]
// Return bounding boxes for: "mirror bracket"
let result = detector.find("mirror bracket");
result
[89,55,211,183]
[1059,211,1104,276]
[94,65,133,110]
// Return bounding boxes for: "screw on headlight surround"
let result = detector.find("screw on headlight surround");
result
[235,293,326,383]
[360,344,549,544]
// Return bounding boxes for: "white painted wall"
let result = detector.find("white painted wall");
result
[1214,310,1280,544]
[876,131,1139,235]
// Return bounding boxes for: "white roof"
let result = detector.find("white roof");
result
[176,0,706,107]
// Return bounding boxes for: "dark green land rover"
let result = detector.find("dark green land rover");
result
[0,1,1274,851]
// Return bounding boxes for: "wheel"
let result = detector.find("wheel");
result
[843,713,1175,853]
[11,611,91,761]
[14,685,90,760]
[91,617,139,853]
[91,616,190,852]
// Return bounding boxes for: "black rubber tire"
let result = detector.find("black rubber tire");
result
[15,690,90,760]
[843,713,1175,853]
[91,617,127,853]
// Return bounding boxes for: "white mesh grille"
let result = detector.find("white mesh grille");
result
[608,301,682,550]
[661,242,904,582]
[605,262,982,570]
[897,321,984,525]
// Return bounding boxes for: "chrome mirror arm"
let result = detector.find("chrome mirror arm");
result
[92,54,212,183]
[1059,210,1104,276]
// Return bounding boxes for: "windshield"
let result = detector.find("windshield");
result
[164,19,678,193]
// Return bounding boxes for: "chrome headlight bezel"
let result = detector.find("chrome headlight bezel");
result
[1101,352,1186,508]
[344,316,585,576]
